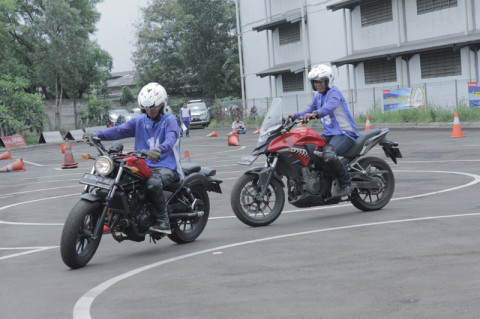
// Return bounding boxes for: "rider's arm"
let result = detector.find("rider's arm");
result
[317,90,342,118]
[97,118,136,140]
[157,117,179,153]
[294,96,318,119]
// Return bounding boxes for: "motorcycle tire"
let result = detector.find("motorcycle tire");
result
[168,184,210,244]
[231,173,285,227]
[60,199,103,269]
[349,157,395,211]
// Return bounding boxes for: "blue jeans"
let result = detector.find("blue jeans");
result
[236,128,246,134]
[322,134,355,185]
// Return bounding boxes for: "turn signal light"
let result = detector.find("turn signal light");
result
[81,154,90,160]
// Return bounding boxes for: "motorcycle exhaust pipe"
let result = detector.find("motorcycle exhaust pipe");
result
[169,211,204,219]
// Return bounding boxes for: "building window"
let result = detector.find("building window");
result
[279,22,300,45]
[364,59,397,84]
[361,0,393,27]
[420,49,461,78]
[282,72,304,92]
[417,0,457,14]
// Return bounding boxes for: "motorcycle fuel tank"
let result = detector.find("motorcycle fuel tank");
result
[268,126,326,152]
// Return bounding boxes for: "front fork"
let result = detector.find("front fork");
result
[91,167,124,240]
[256,156,279,200]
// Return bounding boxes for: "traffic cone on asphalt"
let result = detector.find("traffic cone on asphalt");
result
[206,131,218,137]
[227,129,238,137]
[365,115,372,130]
[184,150,191,163]
[0,158,26,172]
[228,134,240,146]
[62,138,78,169]
[450,112,466,138]
[1,150,12,160]
[103,225,110,233]
[252,128,260,135]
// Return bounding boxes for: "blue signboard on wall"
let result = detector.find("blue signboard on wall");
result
[383,87,425,111]
[468,82,480,108]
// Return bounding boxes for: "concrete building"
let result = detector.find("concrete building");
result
[238,0,480,116]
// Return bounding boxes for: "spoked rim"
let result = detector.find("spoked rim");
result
[353,167,387,204]
[240,180,278,220]
[172,200,205,234]
[75,212,97,257]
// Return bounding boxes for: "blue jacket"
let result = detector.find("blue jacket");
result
[295,86,359,139]
[97,113,183,179]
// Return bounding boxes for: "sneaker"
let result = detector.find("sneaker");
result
[186,134,189,137]
[337,183,354,197]
[149,220,171,234]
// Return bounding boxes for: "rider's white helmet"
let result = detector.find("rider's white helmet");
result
[308,64,334,91]
[137,82,167,110]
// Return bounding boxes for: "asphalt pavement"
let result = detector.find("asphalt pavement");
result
[1,125,480,319]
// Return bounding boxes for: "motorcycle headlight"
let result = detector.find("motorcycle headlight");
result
[94,156,114,176]
[257,132,270,147]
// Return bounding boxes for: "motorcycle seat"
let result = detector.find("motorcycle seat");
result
[181,162,201,175]
[343,128,383,158]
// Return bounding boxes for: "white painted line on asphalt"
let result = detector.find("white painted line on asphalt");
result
[73,211,480,319]
[23,160,46,167]
[0,178,79,188]
[0,185,80,199]
[0,246,58,260]
[0,194,76,226]
[18,172,84,180]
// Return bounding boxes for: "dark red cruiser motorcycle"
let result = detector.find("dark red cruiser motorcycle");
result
[61,137,222,269]
[231,98,402,227]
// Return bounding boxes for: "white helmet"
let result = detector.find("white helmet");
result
[308,64,334,90]
[137,82,167,109]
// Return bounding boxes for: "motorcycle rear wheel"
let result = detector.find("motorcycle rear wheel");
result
[231,174,285,227]
[60,199,103,269]
[168,184,210,244]
[350,157,395,211]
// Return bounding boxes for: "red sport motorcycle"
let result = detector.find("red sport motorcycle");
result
[231,98,402,227]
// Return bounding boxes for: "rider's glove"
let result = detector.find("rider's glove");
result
[147,148,162,161]
[82,132,98,142]
[303,111,319,123]
[283,114,295,122]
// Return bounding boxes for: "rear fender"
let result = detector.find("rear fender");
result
[184,172,223,193]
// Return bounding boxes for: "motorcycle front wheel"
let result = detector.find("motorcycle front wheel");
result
[168,184,210,244]
[350,157,395,211]
[231,174,285,227]
[60,199,103,269]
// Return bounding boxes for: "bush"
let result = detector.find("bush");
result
[78,98,113,127]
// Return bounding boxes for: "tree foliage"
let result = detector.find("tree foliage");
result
[0,75,46,137]
[133,0,240,98]
[119,86,135,106]
[0,0,113,131]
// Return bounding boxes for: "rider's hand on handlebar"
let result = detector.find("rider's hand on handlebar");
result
[147,148,162,161]
[302,111,318,123]
[82,132,98,143]
[283,114,295,122]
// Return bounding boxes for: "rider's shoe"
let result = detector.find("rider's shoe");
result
[149,220,171,234]
[337,183,354,197]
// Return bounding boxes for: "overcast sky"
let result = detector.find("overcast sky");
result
[93,0,150,73]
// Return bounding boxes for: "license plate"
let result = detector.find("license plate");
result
[80,173,115,189]
[237,154,258,166]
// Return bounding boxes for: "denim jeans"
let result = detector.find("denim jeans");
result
[322,134,356,185]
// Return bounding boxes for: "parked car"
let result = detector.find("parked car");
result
[104,109,130,127]
[115,108,142,126]
[187,100,211,128]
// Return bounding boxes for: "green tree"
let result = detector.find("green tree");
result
[119,86,135,106]
[0,75,46,137]
[0,0,112,129]
[133,0,240,98]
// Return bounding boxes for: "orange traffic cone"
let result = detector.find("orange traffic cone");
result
[228,134,240,146]
[184,150,191,163]
[0,158,26,172]
[252,128,260,135]
[227,129,238,137]
[206,131,218,137]
[365,115,372,130]
[61,140,72,154]
[450,112,466,138]
[62,138,78,169]
[1,150,12,160]
[103,225,110,233]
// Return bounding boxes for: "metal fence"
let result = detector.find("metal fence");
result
[227,79,472,119]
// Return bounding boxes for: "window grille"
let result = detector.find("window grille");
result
[417,0,457,14]
[279,22,300,45]
[420,49,461,78]
[282,72,304,92]
[364,59,397,84]
[360,0,393,27]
